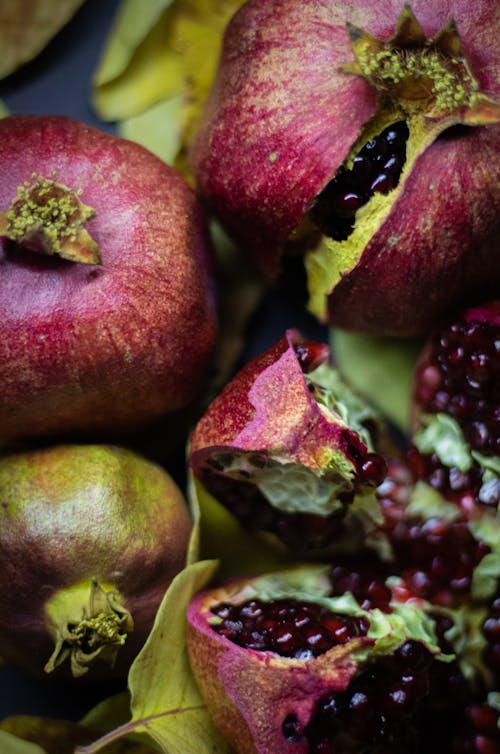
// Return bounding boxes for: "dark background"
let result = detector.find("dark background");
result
[0,0,326,723]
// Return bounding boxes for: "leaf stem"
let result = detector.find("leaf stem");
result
[74,705,205,753]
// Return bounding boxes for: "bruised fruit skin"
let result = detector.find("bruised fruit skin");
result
[0,444,192,678]
[187,566,460,754]
[189,330,388,555]
[191,0,500,336]
[0,115,217,448]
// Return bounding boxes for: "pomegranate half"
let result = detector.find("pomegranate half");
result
[190,0,500,336]
[0,115,217,448]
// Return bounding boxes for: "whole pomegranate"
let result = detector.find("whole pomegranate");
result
[189,330,388,556]
[0,115,217,449]
[191,0,500,336]
[187,565,479,754]
[0,444,192,678]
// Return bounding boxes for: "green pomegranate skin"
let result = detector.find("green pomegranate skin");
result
[0,444,192,679]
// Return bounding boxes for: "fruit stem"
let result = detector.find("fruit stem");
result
[0,174,101,264]
[44,578,133,677]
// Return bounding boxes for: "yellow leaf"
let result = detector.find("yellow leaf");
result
[92,0,246,175]
[119,96,183,164]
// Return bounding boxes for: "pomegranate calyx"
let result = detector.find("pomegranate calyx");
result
[342,5,499,125]
[44,577,133,678]
[0,174,101,265]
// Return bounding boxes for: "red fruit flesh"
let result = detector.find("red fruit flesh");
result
[0,115,216,448]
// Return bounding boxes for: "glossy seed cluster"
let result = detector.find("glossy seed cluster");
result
[329,560,393,612]
[414,317,500,456]
[377,457,491,606]
[452,701,500,754]
[211,598,370,659]
[311,121,409,241]
[298,640,434,754]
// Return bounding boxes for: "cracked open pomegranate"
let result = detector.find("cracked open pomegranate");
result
[0,444,192,678]
[189,330,388,555]
[0,115,216,449]
[187,565,483,754]
[191,0,500,335]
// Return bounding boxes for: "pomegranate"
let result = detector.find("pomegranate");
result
[190,0,500,335]
[0,115,217,449]
[0,444,192,678]
[189,329,388,555]
[187,565,474,754]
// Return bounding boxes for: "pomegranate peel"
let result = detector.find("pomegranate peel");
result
[0,114,217,446]
[190,330,389,554]
[0,444,192,679]
[187,565,451,754]
[191,1,500,335]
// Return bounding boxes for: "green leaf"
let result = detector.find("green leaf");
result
[119,96,183,164]
[0,100,8,118]
[128,560,229,753]
[0,732,46,754]
[76,561,230,754]
[189,473,293,580]
[79,693,131,732]
[330,329,421,432]
[414,414,472,471]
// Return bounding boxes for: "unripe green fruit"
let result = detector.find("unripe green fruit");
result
[0,443,192,679]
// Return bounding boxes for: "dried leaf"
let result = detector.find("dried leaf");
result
[0,0,85,80]
[76,561,231,754]
[330,329,422,433]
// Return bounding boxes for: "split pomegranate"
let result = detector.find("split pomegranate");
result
[0,115,217,449]
[190,0,500,335]
[187,566,475,754]
[189,330,388,555]
[0,444,192,678]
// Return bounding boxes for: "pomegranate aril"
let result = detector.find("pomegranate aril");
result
[211,598,370,658]
[331,190,364,218]
[293,339,329,373]
[311,121,408,240]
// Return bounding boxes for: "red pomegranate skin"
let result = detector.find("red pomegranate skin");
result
[0,444,192,679]
[187,580,369,754]
[0,115,217,447]
[190,329,366,480]
[190,0,500,336]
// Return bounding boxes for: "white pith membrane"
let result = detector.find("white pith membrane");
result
[204,363,383,526]
[292,6,500,321]
[205,565,492,682]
